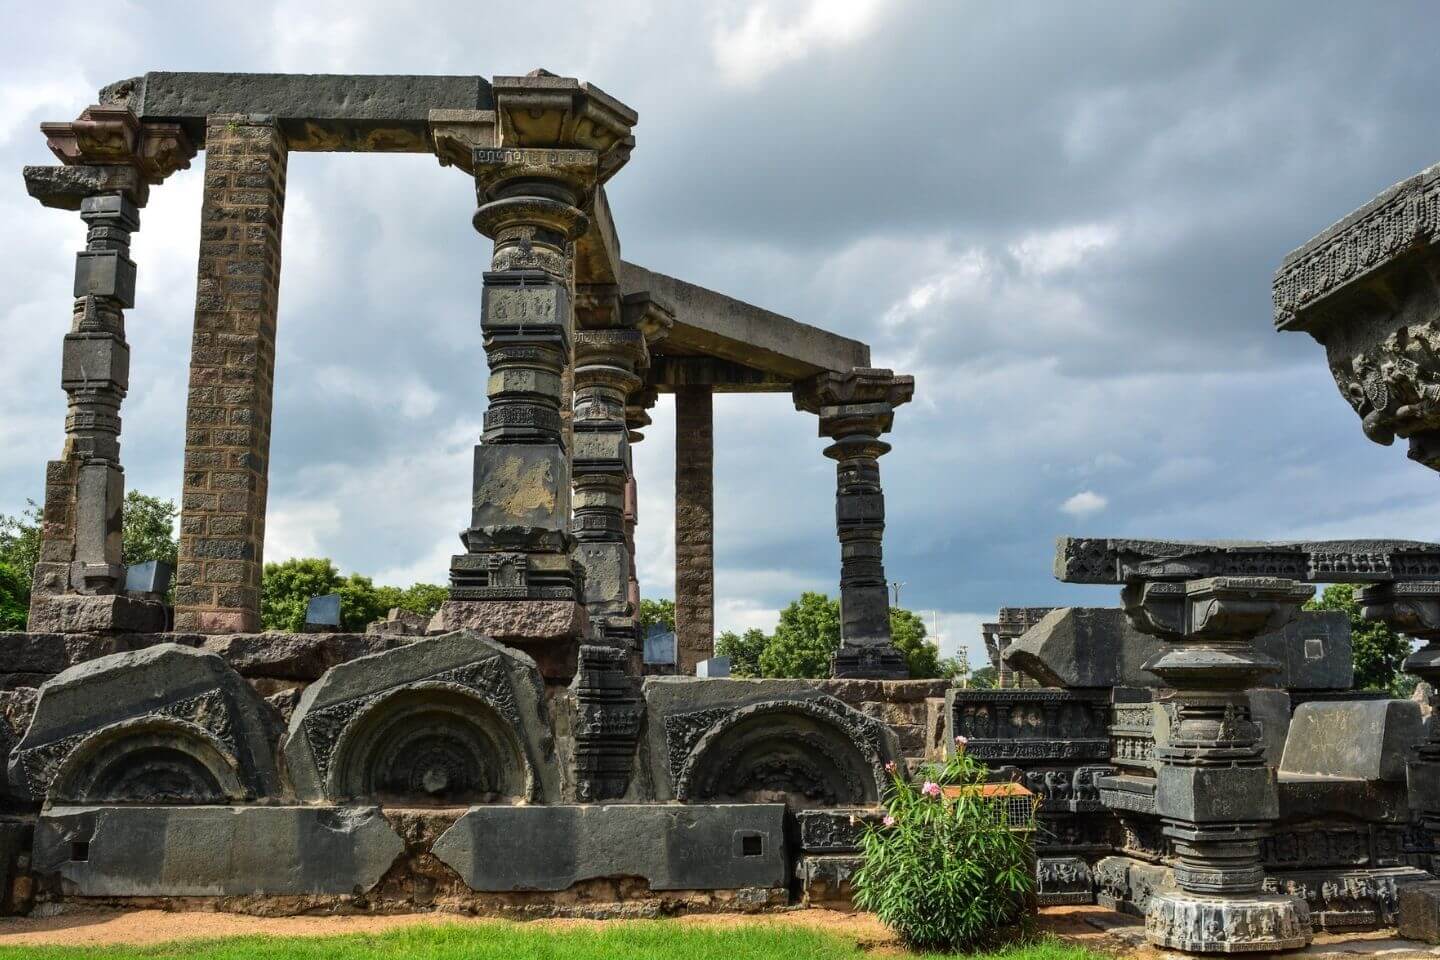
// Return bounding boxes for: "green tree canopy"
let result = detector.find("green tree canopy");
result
[120,490,179,567]
[0,500,41,583]
[889,607,941,678]
[715,627,768,677]
[0,562,27,630]
[638,598,675,633]
[1305,583,1413,694]
[968,665,998,689]
[260,557,448,632]
[757,591,841,679]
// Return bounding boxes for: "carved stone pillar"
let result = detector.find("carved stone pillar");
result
[1123,576,1313,953]
[430,73,637,683]
[794,368,914,679]
[674,385,715,674]
[570,288,672,662]
[1360,580,1440,867]
[22,106,193,633]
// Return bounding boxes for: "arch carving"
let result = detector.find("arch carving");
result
[47,716,247,804]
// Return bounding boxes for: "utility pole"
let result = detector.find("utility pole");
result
[890,580,906,607]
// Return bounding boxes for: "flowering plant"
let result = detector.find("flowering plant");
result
[852,738,1035,950]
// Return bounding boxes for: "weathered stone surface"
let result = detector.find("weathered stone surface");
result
[571,645,642,802]
[622,262,869,382]
[797,854,860,904]
[33,805,403,896]
[111,72,494,151]
[1280,700,1423,782]
[25,595,164,635]
[641,678,900,805]
[429,600,587,682]
[0,821,33,915]
[367,608,428,636]
[8,644,280,804]
[674,385,714,674]
[1146,891,1311,952]
[1055,536,1440,585]
[194,632,415,681]
[432,803,787,892]
[23,164,146,209]
[1038,856,1094,906]
[1398,881,1440,944]
[284,630,560,804]
[1003,607,1352,690]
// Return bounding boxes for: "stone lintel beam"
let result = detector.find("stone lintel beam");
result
[619,262,870,381]
[1055,536,1440,585]
[575,186,622,286]
[101,72,496,152]
[647,355,790,393]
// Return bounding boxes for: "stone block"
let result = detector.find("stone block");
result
[73,251,137,308]
[25,595,165,635]
[470,445,570,535]
[0,821,32,915]
[1398,881,1440,943]
[430,600,587,681]
[1155,764,1277,823]
[195,632,416,681]
[9,644,280,804]
[61,334,129,391]
[1280,700,1423,782]
[1037,856,1094,906]
[284,630,560,804]
[575,541,629,611]
[1249,688,1292,767]
[641,678,900,804]
[797,854,860,904]
[33,805,403,897]
[1146,891,1311,951]
[432,803,787,892]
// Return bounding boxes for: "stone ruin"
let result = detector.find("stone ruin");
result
[7,67,1440,955]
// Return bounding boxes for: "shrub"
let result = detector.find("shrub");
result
[853,741,1036,951]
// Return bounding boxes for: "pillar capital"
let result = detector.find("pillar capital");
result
[40,104,194,187]
[793,367,914,443]
[492,69,637,183]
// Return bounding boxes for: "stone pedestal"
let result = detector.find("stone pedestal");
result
[793,369,914,679]
[1123,575,1315,953]
[22,106,193,632]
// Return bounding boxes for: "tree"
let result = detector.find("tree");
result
[758,592,841,679]
[0,563,26,630]
[1306,584,1413,694]
[0,500,41,585]
[261,558,343,631]
[120,490,178,567]
[716,627,769,677]
[398,582,449,618]
[638,598,675,632]
[969,666,998,689]
[890,607,942,678]
[938,646,972,683]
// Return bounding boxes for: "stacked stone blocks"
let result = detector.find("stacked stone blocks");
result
[175,115,288,633]
[674,385,715,674]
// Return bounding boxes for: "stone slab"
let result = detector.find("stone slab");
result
[1398,881,1440,943]
[1280,699,1423,782]
[1055,537,1440,585]
[432,803,787,892]
[26,595,165,635]
[621,262,869,384]
[113,72,494,150]
[33,805,403,897]
[1003,607,1352,690]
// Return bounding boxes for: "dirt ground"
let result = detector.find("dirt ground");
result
[0,904,1436,957]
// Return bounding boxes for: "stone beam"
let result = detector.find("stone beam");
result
[647,355,790,392]
[1055,536,1440,585]
[101,72,495,151]
[619,262,869,380]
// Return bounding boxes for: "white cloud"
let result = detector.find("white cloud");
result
[1060,490,1108,517]
[710,0,887,88]
[1009,223,1117,276]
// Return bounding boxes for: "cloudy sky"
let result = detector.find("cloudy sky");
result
[2,1,1439,665]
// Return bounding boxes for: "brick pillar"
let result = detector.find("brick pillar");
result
[674,385,714,673]
[174,115,287,634]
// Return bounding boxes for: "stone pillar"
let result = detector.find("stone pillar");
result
[674,385,715,674]
[572,289,672,665]
[1123,575,1313,953]
[22,106,193,633]
[174,116,288,634]
[794,368,914,679]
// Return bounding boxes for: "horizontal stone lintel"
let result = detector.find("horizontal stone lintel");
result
[109,72,495,151]
[1055,536,1440,585]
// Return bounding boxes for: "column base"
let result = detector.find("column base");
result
[431,599,589,683]
[26,594,166,634]
[1146,891,1311,953]
[830,643,908,680]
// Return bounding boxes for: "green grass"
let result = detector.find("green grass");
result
[0,921,1112,960]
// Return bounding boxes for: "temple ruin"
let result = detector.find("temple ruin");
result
[6,68,1440,954]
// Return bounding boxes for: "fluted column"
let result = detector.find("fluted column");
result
[1124,576,1313,952]
[22,106,193,632]
[794,368,914,679]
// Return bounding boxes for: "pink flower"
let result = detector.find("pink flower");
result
[882,814,896,827]
[955,735,968,749]
[884,761,897,774]
[921,780,942,798]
